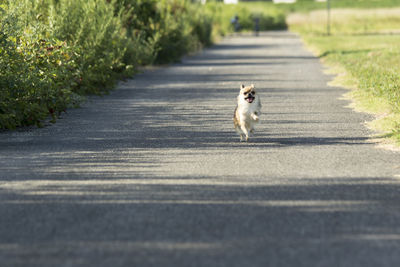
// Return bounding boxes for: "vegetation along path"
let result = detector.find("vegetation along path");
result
[2,31,400,267]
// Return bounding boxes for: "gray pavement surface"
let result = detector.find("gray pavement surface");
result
[1,31,400,267]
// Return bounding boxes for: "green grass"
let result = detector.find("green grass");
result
[237,0,400,16]
[273,0,400,12]
[285,6,400,145]
[288,8,400,35]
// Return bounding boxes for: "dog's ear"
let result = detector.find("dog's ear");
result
[240,84,245,90]
[250,84,255,89]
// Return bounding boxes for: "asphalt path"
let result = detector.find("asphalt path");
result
[1,31,400,267]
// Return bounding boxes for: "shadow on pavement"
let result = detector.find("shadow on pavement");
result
[2,176,400,266]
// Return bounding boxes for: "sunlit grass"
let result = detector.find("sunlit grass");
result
[287,8,400,145]
[288,8,400,35]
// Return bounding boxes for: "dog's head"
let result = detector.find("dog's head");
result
[239,84,257,103]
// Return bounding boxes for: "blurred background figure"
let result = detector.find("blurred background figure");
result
[231,15,240,32]
[254,17,260,36]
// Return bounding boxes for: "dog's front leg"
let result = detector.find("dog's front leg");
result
[251,112,259,122]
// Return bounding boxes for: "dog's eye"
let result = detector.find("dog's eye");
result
[244,92,248,95]
[251,91,255,94]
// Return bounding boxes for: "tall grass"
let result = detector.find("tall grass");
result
[288,8,400,35]
[270,0,400,13]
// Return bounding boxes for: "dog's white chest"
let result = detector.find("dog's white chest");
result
[238,99,260,115]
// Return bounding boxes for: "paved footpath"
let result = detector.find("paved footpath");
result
[2,31,400,267]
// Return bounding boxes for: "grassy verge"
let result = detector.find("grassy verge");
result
[271,0,400,13]
[287,7,400,145]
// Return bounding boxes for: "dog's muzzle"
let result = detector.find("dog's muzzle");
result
[245,94,255,103]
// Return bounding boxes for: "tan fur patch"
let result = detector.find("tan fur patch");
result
[233,106,240,128]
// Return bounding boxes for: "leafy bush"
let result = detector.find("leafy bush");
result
[48,0,136,94]
[0,0,286,130]
[204,1,287,38]
[0,1,81,128]
[0,0,143,129]
[118,0,214,64]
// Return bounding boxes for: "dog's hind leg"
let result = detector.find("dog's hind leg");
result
[240,125,250,142]
[250,127,254,135]
[235,125,245,142]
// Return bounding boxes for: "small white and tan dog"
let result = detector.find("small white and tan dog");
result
[233,84,262,142]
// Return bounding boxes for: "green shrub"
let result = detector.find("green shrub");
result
[204,2,287,37]
[0,1,81,129]
[49,0,135,94]
[0,0,144,129]
[146,0,213,63]
[0,0,286,130]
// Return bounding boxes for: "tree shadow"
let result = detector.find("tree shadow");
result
[2,176,400,266]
